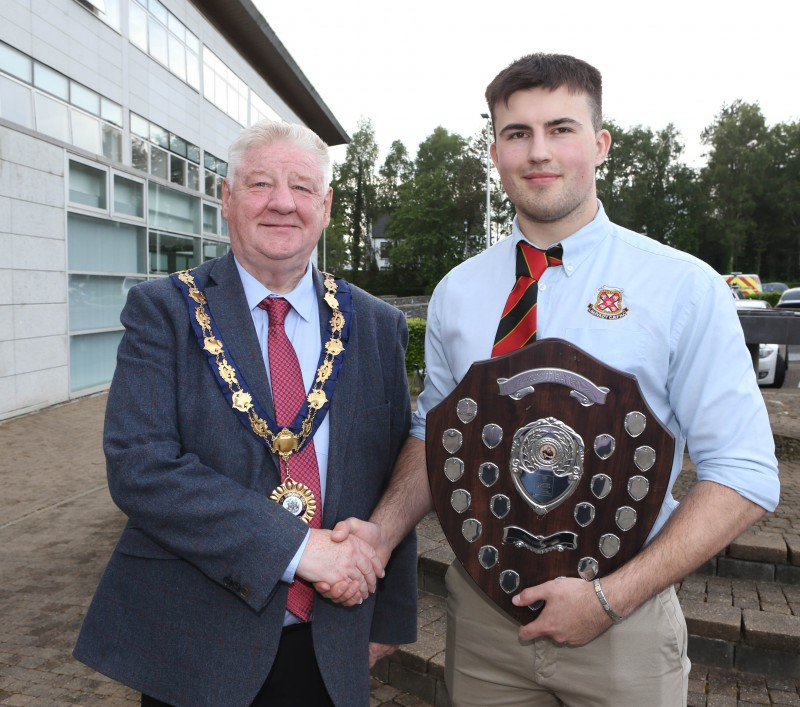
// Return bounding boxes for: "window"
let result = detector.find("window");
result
[148,182,201,235]
[113,174,145,219]
[148,230,199,274]
[0,75,33,128]
[70,330,125,391]
[73,0,122,32]
[203,151,227,200]
[129,0,200,90]
[202,203,219,234]
[203,48,248,125]
[130,113,201,190]
[68,212,147,274]
[69,160,108,210]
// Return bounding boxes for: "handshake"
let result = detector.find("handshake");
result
[295,518,391,606]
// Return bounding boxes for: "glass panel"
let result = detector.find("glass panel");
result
[33,63,69,100]
[69,160,107,209]
[68,212,146,273]
[113,175,145,218]
[221,217,229,238]
[203,240,227,261]
[169,154,186,186]
[130,112,149,138]
[149,122,168,148]
[203,204,218,234]
[150,144,168,179]
[131,136,149,171]
[102,125,123,162]
[204,152,216,170]
[204,170,216,197]
[187,162,199,191]
[0,42,33,82]
[216,159,227,177]
[167,34,185,81]
[71,82,100,115]
[128,2,148,52]
[148,230,199,273]
[149,0,168,24]
[71,110,102,154]
[148,182,200,234]
[185,30,199,53]
[35,92,71,142]
[70,330,125,391]
[186,53,200,90]
[215,174,224,199]
[169,134,187,157]
[100,97,123,126]
[167,13,184,41]
[186,143,200,164]
[148,17,168,66]
[0,75,33,128]
[69,274,142,330]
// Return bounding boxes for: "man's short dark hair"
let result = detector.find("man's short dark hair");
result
[485,53,603,132]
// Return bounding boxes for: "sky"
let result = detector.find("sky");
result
[256,0,799,169]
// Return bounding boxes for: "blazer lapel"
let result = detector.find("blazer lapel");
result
[205,254,278,475]
[313,268,358,527]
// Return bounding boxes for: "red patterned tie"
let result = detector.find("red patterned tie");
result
[492,241,563,357]
[258,297,321,622]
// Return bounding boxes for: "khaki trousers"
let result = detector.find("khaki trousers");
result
[445,563,689,707]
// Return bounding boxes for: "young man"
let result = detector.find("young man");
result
[74,120,417,707]
[324,54,779,705]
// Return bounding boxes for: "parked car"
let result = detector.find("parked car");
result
[735,299,788,387]
[776,287,800,309]
[762,282,789,294]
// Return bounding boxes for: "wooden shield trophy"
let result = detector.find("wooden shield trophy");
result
[426,338,674,624]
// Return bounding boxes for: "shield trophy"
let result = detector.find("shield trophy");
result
[426,338,674,625]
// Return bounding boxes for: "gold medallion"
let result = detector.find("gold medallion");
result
[270,480,317,523]
[307,389,327,410]
[231,390,253,412]
[273,428,299,456]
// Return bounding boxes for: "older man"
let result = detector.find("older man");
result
[74,120,417,706]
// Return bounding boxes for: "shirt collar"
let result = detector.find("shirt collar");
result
[234,257,316,322]
[510,201,612,277]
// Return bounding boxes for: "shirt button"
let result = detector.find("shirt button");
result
[539,283,546,291]
[566,265,574,272]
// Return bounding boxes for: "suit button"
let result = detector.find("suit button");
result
[223,576,233,588]
[239,585,250,598]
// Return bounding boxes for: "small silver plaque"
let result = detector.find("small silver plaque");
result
[634,446,656,472]
[442,429,463,454]
[478,545,498,569]
[594,434,615,460]
[451,489,471,514]
[462,518,482,543]
[456,398,478,424]
[490,494,510,519]
[479,462,499,487]
[444,457,464,482]
[499,569,520,594]
[628,475,649,501]
[577,556,599,581]
[591,474,612,499]
[624,411,646,437]
[482,423,503,449]
[574,502,595,527]
[615,506,637,531]
[599,533,621,558]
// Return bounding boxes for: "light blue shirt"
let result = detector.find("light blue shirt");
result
[235,258,329,589]
[412,203,779,539]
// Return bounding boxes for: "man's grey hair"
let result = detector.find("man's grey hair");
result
[226,119,332,188]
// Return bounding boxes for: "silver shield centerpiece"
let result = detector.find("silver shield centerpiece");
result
[509,417,585,515]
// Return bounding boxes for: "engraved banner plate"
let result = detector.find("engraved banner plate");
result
[426,338,674,625]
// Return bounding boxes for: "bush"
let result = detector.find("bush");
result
[746,292,781,307]
[406,317,426,393]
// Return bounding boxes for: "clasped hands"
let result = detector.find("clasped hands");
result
[295,520,390,605]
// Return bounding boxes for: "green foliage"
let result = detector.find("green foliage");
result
[405,317,427,380]
[747,292,782,307]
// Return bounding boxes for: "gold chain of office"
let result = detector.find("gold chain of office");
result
[176,269,347,462]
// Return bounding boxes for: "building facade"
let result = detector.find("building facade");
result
[0,0,347,420]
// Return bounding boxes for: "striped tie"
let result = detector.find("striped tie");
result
[492,241,563,357]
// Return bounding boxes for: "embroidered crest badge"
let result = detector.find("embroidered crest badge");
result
[588,287,628,320]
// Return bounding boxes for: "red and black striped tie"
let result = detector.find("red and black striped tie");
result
[492,241,563,357]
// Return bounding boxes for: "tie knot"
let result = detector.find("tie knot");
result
[516,241,563,279]
[258,297,291,327]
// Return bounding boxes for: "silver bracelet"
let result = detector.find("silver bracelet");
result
[593,578,624,624]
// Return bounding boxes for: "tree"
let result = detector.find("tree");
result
[329,118,379,273]
[699,101,771,273]
[387,127,485,290]
[376,140,412,215]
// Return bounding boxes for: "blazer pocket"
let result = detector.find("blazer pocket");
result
[115,527,178,560]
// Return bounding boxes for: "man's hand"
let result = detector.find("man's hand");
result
[296,529,385,603]
[313,518,391,605]
[369,642,397,667]
[512,577,612,646]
